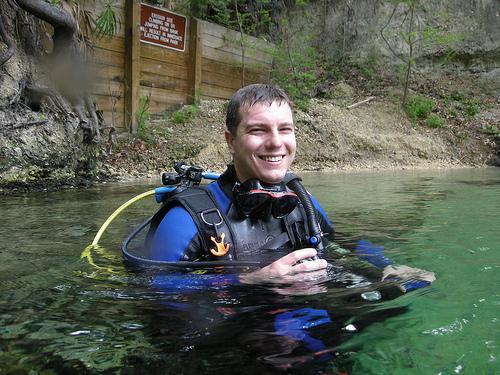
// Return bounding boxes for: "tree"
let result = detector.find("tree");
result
[381,0,465,106]
[0,0,116,142]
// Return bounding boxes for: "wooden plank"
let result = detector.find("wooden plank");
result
[140,43,188,66]
[102,113,125,129]
[92,91,124,103]
[138,86,188,103]
[91,48,125,68]
[202,75,240,93]
[187,17,202,104]
[202,30,273,55]
[94,101,124,113]
[90,64,125,82]
[91,81,125,96]
[201,68,268,89]
[94,99,125,114]
[92,36,126,53]
[93,95,125,129]
[200,82,237,99]
[138,87,188,113]
[203,45,269,67]
[140,57,189,80]
[201,33,273,63]
[124,0,141,133]
[200,19,272,52]
[140,72,189,92]
[202,55,269,78]
[202,58,269,80]
[99,111,125,130]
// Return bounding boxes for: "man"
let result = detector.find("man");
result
[149,84,331,283]
[149,84,434,286]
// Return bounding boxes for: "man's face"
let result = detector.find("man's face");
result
[225,101,296,184]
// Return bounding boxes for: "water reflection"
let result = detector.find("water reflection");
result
[1,168,499,374]
[117,257,408,374]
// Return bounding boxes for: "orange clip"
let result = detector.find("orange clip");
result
[210,232,230,256]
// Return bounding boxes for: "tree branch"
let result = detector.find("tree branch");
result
[15,0,76,54]
[0,13,15,66]
[380,3,405,64]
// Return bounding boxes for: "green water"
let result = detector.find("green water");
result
[1,168,499,374]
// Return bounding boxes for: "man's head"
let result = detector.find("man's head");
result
[225,84,296,184]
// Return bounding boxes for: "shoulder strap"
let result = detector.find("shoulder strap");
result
[163,187,237,260]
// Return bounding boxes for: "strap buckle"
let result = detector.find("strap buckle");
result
[200,208,223,227]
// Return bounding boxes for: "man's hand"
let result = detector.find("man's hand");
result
[239,248,328,285]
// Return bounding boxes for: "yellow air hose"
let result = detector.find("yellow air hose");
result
[81,189,156,271]
[91,189,156,246]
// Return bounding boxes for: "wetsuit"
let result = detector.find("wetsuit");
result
[149,165,333,262]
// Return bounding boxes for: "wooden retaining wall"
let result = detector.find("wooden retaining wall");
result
[88,0,273,133]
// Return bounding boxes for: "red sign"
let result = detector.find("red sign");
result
[140,4,186,52]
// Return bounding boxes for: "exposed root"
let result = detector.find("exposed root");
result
[0,13,15,66]
[0,119,47,131]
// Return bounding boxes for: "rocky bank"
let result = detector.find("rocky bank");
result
[104,76,499,182]
[1,70,499,193]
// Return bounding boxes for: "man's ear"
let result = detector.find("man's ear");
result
[225,130,235,155]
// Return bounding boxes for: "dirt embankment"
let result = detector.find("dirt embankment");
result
[1,71,499,193]
[104,80,499,181]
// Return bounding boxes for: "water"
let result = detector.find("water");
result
[1,168,499,374]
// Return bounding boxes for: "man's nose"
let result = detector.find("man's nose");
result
[266,130,283,148]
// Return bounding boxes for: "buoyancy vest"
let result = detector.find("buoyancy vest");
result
[148,180,312,262]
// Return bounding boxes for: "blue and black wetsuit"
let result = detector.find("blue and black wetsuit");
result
[148,165,333,262]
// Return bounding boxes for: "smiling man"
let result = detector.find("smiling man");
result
[149,84,332,282]
[225,94,296,184]
[148,84,435,287]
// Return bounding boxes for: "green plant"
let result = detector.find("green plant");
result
[463,99,480,117]
[135,95,151,128]
[448,108,458,117]
[425,114,445,128]
[171,104,199,125]
[135,95,153,142]
[448,92,481,119]
[479,125,499,136]
[188,0,272,36]
[450,91,466,101]
[185,104,199,119]
[327,65,343,81]
[172,110,186,125]
[405,95,434,120]
[93,1,120,39]
[270,43,319,111]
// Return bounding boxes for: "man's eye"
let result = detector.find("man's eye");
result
[280,127,294,134]
[249,128,265,134]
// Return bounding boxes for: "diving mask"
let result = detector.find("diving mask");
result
[233,179,299,219]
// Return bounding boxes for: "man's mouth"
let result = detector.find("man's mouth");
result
[260,155,284,162]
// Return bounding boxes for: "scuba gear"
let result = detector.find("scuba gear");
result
[155,161,219,203]
[233,179,299,219]
[119,162,329,267]
[287,176,325,253]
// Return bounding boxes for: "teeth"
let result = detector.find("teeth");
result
[261,155,283,162]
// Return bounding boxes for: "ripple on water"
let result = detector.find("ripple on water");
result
[422,317,470,336]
